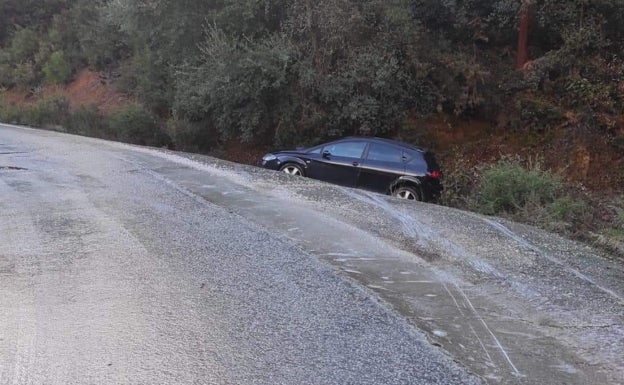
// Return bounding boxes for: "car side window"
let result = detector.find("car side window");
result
[324,142,367,158]
[366,143,402,162]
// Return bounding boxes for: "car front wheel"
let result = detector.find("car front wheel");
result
[393,186,421,201]
[279,163,304,176]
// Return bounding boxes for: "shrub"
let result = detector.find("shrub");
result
[105,104,169,146]
[472,157,587,232]
[514,97,565,132]
[0,102,23,124]
[1,96,71,128]
[164,117,217,152]
[43,51,72,84]
[67,106,104,137]
[440,152,478,208]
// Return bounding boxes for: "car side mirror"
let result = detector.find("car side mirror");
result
[322,150,331,159]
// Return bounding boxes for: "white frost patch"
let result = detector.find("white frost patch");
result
[324,252,358,257]
[482,217,624,305]
[343,189,505,279]
[404,280,436,284]
[366,284,392,291]
[433,330,448,338]
[550,363,578,374]
[117,144,251,185]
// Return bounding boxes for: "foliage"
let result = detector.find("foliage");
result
[0,0,623,147]
[0,101,22,124]
[0,98,155,143]
[67,106,105,137]
[175,28,298,143]
[43,51,71,84]
[514,97,565,131]
[164,116,217,153]
[105,104,169,146]
[0,96,70,128]
[471,157,588,232]
[440,152,478,208]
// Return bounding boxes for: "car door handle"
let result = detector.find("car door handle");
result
[352,161,360,166]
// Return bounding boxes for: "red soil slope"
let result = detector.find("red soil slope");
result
[46,69,129,113]
[1,70,128,114]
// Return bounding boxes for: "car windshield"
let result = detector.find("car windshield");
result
[307,146,322,154]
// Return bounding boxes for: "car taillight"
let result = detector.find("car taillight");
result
[427,170,441,179]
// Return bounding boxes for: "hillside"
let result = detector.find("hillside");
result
[0,0,623,250]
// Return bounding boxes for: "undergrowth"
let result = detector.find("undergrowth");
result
[0,97,170,147]
[443,156,591,235]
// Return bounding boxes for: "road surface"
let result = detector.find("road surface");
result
[1,125,623,385]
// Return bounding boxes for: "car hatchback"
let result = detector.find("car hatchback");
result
[261,137,442,202]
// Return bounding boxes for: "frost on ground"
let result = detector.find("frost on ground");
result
[22,131,623,385]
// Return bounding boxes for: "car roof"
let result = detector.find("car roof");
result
[341,136,426,153]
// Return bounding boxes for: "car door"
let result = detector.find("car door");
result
[357,142,406,193]
[306,141,367,187]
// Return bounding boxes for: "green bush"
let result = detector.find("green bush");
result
[0,96,71,128]
[164,117,217,152]
[67,106,104,137]
[472,158,587,232]
[105,104,169,146]
[0,102,23,124]
[29,96,70,128]
[43,51,71,84]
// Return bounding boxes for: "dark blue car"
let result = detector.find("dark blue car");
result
[261,137,442,202]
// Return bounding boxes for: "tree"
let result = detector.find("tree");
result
[517,0,532,69]
[175,27,299,143]
[43,50,70,84]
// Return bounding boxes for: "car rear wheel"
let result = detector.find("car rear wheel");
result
[280,163,304,176]
[393,185,421,201]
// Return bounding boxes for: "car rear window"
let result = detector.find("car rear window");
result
[366,143,402,162]
[324,142,367,158]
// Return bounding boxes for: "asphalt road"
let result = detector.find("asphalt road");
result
[0,126,481,384]
[1,125,623,385]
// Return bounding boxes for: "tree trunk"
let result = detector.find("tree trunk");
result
[517,3,531,69]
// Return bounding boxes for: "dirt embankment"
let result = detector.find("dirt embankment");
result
[1,70,129,114]
[408,114,624,195]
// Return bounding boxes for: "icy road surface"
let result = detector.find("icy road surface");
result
[1,125,623,385]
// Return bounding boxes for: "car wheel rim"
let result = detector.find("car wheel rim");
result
[397,190,416,200]
[283,166,301,176]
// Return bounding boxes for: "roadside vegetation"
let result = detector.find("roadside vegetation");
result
[0,0,623,254]
[442,155,624,255]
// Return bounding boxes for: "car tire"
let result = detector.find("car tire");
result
[279,163,304,177]
[393,185,421,201]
